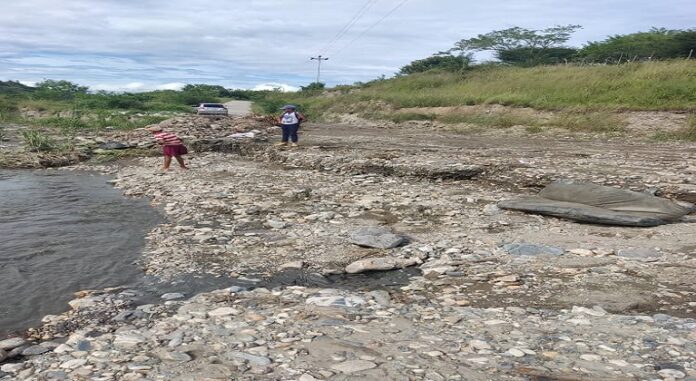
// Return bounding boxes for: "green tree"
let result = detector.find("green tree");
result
[450,25,582,66]
[178,84,224,105]
[579,28,696,62]
[301,82,326,92]
[34,79,88,100]
[674,30,696,57]
[399,54,471,75]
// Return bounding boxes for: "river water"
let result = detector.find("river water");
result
[0,169,419,338]
[0,170,162,335]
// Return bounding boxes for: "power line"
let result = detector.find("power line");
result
[330,0,410,57]
[317,0,379,55]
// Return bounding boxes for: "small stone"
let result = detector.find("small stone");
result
[658,369,686,379]
[306,295,366,307]
[22,345,50,356]
[157,351,192,362]
[609,360,629,367]
[483,204,502,215]
[298,374,319,381]
[580,354,601,362]
[542,351,560,359]
[76,340,91,351]
[502,243,563,256]
[267,219,288,229]
[208,307,241,317]
[43,370,68,380]
[279,261,304,270]
[494,274,520,283]
[469,340,492,350]
[228,351,271,366]
[345,256,419,274]
[161,292,185,300]
[568,248,594,256]
[617,247,662,260]
[506,348,525,357]
[0,337,27,350]
[113,333,147,349]
[60,359,87,369]
[1,363,23,373]
[368,290,391,306]
[571,305,607,317]
[331,360,378,373]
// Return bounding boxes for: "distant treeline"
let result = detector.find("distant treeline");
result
[0,80,276,119]
[400,26,696,74]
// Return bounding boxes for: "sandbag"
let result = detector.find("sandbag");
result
[498,181,694,227]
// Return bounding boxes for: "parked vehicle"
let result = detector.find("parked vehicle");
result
[196,103,228,116]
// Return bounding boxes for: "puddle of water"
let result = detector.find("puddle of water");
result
[265,268,421,290]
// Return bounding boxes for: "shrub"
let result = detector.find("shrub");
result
[21,130,55,152]
[654,114,696,141]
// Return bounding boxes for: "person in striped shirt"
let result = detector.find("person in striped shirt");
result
[147,126,189,171]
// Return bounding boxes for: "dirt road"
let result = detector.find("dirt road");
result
[224,100,252,115]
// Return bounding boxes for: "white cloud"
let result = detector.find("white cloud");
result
[156,82,186,91]
[0,0,694,87]
[91,82,183,92]
[253,83,300,92]
[124,82,145,90]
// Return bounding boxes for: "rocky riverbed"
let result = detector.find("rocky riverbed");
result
[1,115,695,380]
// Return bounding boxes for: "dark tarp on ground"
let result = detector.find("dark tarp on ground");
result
[498,181,695,227]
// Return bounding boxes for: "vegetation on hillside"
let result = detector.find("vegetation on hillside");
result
[257,60,696,114]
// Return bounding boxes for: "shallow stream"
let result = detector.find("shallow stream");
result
[0,169,419,338]
[0,170,162,336]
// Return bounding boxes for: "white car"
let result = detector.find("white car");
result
[196,103,228,116]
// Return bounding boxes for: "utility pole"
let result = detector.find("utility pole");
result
[310,55,329,83]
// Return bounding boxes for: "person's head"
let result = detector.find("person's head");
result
[281,105,297,112]
[147,126,163,133]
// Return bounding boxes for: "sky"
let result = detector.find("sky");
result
[0,0,694,92]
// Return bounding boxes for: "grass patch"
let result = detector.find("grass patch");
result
[26,114,168,131]
[525,125,543,134]
[258,60,696,120]
[21,130,55,152]
[91,148,159,163]
[654,114,696,141]
[438,111,536,128]
[388,112,437,123]
[546,112,626,133]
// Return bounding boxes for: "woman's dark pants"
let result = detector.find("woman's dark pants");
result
[281,123,300,143]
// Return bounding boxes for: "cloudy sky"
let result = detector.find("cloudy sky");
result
[0,0,693,92]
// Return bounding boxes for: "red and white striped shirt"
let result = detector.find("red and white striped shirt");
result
[153,131,183,146]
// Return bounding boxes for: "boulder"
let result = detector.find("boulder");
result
[499,181,694,227]
[345,256,420,274]
[349,227,405,249]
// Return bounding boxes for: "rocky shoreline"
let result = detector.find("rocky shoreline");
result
[2,115,696,380]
